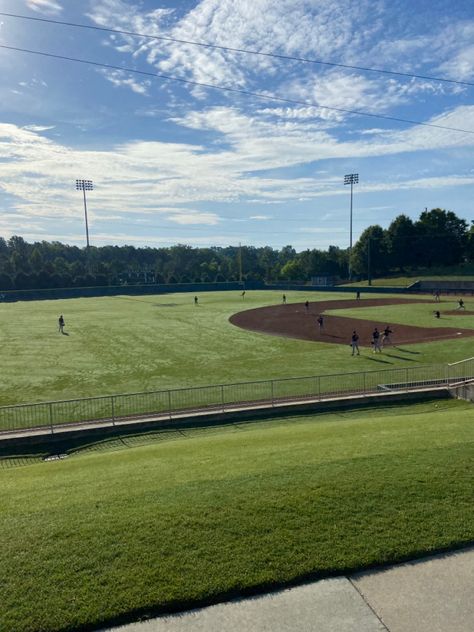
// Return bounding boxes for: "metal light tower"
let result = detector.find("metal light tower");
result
[76,179,93,248]
[344,173,358,279]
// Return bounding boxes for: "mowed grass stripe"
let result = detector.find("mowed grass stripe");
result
[1,399,473,632]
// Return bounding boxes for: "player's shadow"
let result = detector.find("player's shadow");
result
[384,353,417,362]
[61,331,70,336]
[365,356,392,364]
[392,347,420,354]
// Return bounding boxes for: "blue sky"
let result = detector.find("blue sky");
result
[0,0,473,251]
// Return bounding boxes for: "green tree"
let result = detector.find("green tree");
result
[415,208,468,267]
[386,214,418,270]
[351,225,389,279]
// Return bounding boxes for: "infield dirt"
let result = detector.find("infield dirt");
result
[230,298,474,347]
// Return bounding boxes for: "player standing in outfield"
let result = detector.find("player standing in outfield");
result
[194,295,198,305]
[458,298,465,310]
[356,291,361,300]
[282,294,286,304]
[382,325,393,347]
[241,290,246,299]
[372,327,382,352]
[305,300,309,311]
[351,330,360,355]
[434,310,441,319]
[434,290,440,302]
[58,314,65,334]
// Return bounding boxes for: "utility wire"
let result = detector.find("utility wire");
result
[1,11,473,88]
[1,44,473,135]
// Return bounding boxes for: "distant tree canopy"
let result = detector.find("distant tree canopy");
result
[350,208,472,277]
[0,208,472,291]
[0,237,349,290]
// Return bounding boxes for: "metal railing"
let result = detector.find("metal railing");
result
[1,358,474,437]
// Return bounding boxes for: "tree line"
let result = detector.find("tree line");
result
[0,209,472,291]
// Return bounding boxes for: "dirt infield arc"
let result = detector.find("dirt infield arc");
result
[229,298,474,347]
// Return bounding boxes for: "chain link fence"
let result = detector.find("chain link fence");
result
[1,358,473,436]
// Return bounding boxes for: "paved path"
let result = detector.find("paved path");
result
[102,546,474,632]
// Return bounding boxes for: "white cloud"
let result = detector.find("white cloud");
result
[87,0,474,123]
[438,44,474,82]
[26,0,63,15]
[23,125,55,132]
[88,0,376,97]
[165,210,220,225]
[98,70,150,95]
[1,103,473,235]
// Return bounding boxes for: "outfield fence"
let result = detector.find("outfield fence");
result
[1,358,473,436]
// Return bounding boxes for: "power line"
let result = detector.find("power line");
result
[2,44,474,135]
[1,11,473,88]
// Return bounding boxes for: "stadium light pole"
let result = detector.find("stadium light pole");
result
[238,242,243,285]
[344,173,358,279]
[75,179,93,248]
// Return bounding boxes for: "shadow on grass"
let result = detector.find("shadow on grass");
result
[393,347,421,354]
[384,354,418,362]
[365,356,393,364]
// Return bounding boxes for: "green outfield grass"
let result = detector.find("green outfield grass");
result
[326,297,474,329]
[1,290,474,407]
[1,399,473,632]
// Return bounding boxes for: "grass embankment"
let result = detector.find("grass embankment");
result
[344,271,474,287]
[1,399,473,632]
[1,291,474,407]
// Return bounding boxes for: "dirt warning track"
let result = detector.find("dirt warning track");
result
[229,298,474,347]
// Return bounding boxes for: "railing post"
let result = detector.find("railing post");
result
[221,384,225,413]
[363,371,366,395]
[271,380,274,407]
[406,367,409,391]
[168,390,172,421]
[49,402,54,435]
[111,396,115,426]
[318,376,321,401]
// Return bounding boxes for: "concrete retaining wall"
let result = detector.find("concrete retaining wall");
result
[449,382,474,402]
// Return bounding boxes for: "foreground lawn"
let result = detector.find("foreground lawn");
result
[1,399,473,632]
[1,290,474,406]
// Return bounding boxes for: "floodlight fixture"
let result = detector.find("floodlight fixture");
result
[75,179,94,248]
[344,173,359,279]
[344,173,359,186]
[76,179,93,191]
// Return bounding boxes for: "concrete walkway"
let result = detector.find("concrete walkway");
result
[102,546,474,632]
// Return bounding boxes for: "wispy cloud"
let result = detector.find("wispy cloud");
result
[23,125,55,132]
[98,69,150,95]
[165,210,220,225]
[1,102,473,231]
[26,0,63,16]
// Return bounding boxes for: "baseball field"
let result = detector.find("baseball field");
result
[1,289,474,632]
[1,290,474,407]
